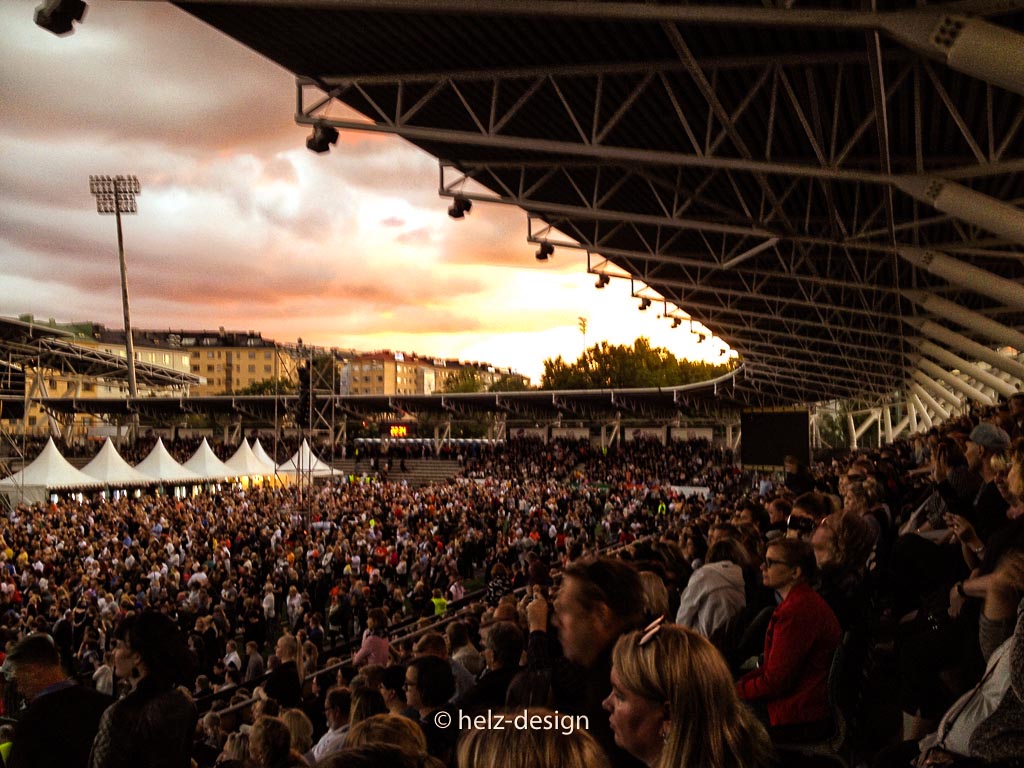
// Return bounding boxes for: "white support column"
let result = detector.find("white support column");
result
[918,340,1019,398]
[903,291,1024,351]
[908,400,919,433]
[854,409,881,440]
[907,318,1024,380]
[909,393,933,429]
[910,381,951,421]
[881,12,1024,97]
[883,406,894,444]
[911,370,963,409]
[892,412,912,437]
[916,358,995,405]
[899,247,1024,308]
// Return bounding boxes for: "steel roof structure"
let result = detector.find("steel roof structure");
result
[37,366,743,424]
[0,317,201,391]
[56,2,1024,429]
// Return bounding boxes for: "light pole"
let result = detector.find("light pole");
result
[89,175,140,399]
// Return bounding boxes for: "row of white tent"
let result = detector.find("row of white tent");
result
[0,437,340,504]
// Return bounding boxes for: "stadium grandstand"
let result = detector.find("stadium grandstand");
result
[4,1,1022,768]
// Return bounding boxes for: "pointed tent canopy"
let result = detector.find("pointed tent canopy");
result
[135,438,200,483]
[80,438,153,486]
[279,440,337,475]
[225,440,274,477]
[251,439,279,472]
[183,438,235,480]
[0,437,103,490]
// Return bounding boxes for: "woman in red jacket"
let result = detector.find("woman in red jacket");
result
[737,537,841,742]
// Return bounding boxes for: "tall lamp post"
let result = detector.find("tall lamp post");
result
[89,175,140,399]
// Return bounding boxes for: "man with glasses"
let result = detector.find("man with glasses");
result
[307,686,351,763]
[405,655,456,764]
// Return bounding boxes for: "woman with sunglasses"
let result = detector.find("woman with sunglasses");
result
[603,620,773,768]
[737,538,842,741]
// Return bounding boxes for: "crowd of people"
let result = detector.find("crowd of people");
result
[0,390,1021,768]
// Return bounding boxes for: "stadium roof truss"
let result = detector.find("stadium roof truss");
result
[163,0,1024,417]
[0,318,201,392]
[36,367,744,427]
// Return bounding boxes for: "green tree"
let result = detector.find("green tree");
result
[489,373,531,392]
[540,337,733,390]
[442,368,485,393]
[233,377,297,396]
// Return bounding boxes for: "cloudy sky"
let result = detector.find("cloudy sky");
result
[1,0,728,383]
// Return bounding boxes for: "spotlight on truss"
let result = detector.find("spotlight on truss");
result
[594,274,610,289]
[34,0,86,36]
[306,124,339,153]
[448,196,472,219]
[535,242,554,261]
[638,297,652,311]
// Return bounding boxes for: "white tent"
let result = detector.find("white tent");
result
[251,439,279,472]
[80,438,153,487]
[225,440,274,477]
[279,440,337,475]
[0,438,103,504]
[135,438,200,483]
[183,438,235,480]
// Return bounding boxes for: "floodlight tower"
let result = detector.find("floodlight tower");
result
[89,175,140,398]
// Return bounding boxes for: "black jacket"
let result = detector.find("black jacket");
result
[89,677,198,768]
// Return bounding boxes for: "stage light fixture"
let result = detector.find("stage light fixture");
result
[535,242,554,261]
[594,274,610,289]
[34,0,86,35]
[306,124,339,153]
[697,333,707,343]
[638,298,651,311]
[448,196,472,219]
[671,318,681,328]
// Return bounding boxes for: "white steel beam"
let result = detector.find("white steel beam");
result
[918,340,1019,398]
[855,409,881,440]
[908,318,1024,380]
[907,399,921,433]
[911,370,964,408]
[903,290,1024,351]
[881,12,1024,96]
[910,381,952,421]
[895,177,1024,246]
[909,393,933,429]
[916,358,995,405]
[898,248,1024,310]
[892,411,913,437]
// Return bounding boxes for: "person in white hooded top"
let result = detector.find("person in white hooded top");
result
[675,538,747,651]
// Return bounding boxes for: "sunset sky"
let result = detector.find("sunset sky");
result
[1,0,730,383]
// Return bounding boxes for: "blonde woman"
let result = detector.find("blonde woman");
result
[604,621,773,768]
[279,708,314,755]
[345,713,427,753]
[248,716,307,768]
[216,731,253,767]
[457,707,610,768]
